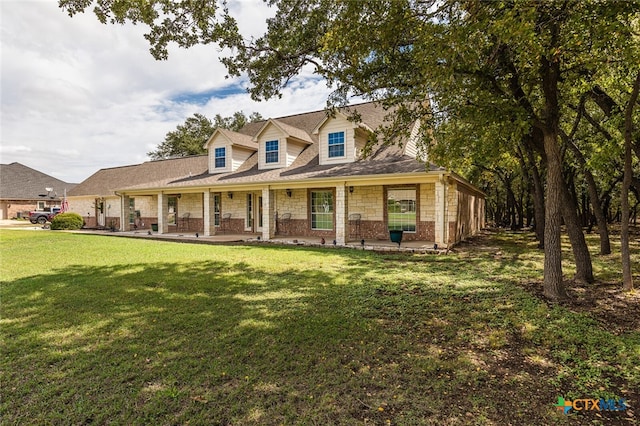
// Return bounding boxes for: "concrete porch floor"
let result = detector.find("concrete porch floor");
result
[74,228,444,253]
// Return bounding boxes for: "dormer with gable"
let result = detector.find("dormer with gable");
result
[313,112,373,166]
[204,128,258,173]
[254,119,313,170]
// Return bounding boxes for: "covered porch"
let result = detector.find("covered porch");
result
[115,171,483,249]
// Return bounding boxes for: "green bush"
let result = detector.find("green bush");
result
[50,212,84,230]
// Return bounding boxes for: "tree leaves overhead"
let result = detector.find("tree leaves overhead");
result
[147,111,263,160]
[59,0,240,60]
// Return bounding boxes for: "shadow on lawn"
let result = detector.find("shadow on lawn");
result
[2,244,636,425]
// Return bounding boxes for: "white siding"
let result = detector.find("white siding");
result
[207,134,254,172]
[258,126,285,170]
[232,147,254,171]
[286,141,306,166]
[354,129,368,160]
[404,120,420,159]
[318,115,357,165]
[207,134,231,173]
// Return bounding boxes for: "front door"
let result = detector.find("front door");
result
[168,196,178,228]
[245,193,263,232]
[96,199,105,227]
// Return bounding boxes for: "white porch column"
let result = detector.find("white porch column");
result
[203,191,212,236]
[435,175,448,247]
[157,192,167,234]
[262,187,275,241]
[335,185,347,245]
[119,195,127,231]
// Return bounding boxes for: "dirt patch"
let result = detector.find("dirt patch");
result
[456,229,640,335]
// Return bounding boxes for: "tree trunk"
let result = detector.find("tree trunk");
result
[560,177,594,283]
[505,182,521,230]
[564,135,611,254]
[621,71,640,291]
[524,142,545,248]
[542,128,568,301]
[539,35,568,301]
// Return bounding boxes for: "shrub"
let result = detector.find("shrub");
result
[50,212,84,230]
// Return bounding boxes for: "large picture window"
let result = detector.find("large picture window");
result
[214,147,226,168]
[328,131,345,158]
[311,191,334,230]
[387,188,416,232]
[265,140,279,164]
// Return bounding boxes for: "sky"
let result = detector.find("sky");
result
[0,0,335,183]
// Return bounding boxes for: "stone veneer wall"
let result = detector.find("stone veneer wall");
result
[177,194,203,219]
[420,183,436,222]
[275,188,307,220]
[347,185,384,221]
[348,220,435,242]
[277,219,335,238]
[175,218,203,233]
[128,217,155,231]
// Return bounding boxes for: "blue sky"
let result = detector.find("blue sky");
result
[0,0,334,183]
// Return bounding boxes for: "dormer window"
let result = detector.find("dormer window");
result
[265,140,279,164]
[214,147,226,168]
[328,131,345,158]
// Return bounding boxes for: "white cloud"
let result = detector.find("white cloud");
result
[0,0,334,183]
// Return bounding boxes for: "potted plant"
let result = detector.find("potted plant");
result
[389,229,403,247]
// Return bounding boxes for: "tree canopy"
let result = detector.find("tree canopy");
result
[148,111,263,160]
[60,0,640,299]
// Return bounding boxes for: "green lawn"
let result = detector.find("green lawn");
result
[1,230,638,425]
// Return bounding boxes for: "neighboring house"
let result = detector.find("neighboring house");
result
[67,102,485,247]
[0,162,76,220]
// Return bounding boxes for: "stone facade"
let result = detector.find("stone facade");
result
[348,186,384,221]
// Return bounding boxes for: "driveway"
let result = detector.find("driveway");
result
[0,219,44,229]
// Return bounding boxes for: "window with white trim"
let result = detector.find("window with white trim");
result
[311,191,333,230]
[214,147,226,168]
[387,188,417,232]
[265,140,279,164]
[328,131,345,158]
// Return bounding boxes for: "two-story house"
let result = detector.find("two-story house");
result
[67,102,485,247]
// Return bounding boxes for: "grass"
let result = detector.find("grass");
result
[1,229,638,425]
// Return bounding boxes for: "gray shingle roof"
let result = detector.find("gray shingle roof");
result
[0,162,76,200]
[72,102,442,195]
[68,156,208,197]
[212,128,258,150]
[122,147,441,191]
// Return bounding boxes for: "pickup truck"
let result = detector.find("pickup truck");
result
[29,208,61,224]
